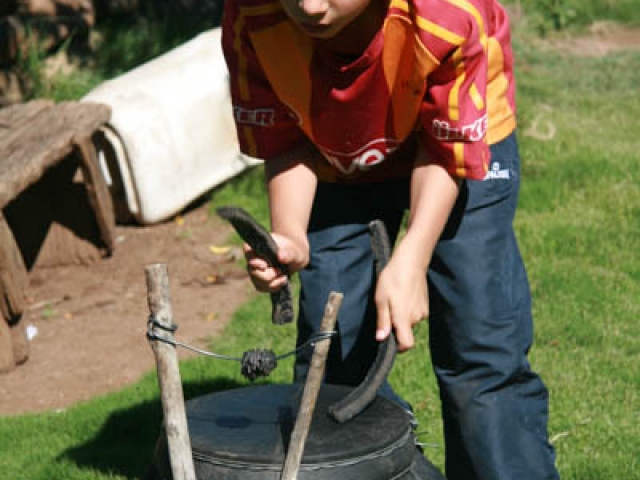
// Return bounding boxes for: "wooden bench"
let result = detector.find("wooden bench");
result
[0,99,116,372]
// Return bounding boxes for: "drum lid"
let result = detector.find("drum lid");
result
[152,383,416,480]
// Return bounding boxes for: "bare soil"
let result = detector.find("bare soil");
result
[547,22,640,56]
[0,201,252,415]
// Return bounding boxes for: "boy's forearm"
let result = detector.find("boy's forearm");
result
[396,162,460,270]
[265,143,319,250]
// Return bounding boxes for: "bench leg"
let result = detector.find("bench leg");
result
[0,320,14,373]
[74,136,116,254]
[10,320,28,365]
[0,212,29,372]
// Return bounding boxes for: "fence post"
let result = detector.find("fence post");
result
[145,263,196,480]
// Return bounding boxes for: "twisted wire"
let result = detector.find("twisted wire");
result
[147,315,336,381]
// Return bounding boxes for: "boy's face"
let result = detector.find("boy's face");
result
[279,0,374,39]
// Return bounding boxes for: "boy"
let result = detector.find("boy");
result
[221,0,560,478]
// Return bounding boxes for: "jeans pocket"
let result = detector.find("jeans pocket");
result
[465,134,520,211]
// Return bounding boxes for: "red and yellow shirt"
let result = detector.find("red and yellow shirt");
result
[222,0,517,181]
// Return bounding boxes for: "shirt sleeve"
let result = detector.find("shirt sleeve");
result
[221,1,305,160]
[417,15,491,180]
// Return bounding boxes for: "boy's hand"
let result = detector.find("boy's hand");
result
[374,160,459,352]
[374,249,429,352]
[244,233,309,293]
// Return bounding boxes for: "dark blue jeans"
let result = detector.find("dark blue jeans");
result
[294,133,559,480]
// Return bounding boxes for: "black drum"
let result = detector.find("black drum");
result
[146,384,445,480]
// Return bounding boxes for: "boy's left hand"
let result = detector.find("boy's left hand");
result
[374,251,429,352]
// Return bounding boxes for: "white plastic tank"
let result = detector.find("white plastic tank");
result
[83,27,260,224]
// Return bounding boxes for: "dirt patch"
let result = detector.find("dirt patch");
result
[549,22,640,56]
[0,201,253,415]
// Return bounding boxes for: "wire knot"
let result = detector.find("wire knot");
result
[146,315,178,343]
[241,349,278,381]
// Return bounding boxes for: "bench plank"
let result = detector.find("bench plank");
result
[0,101,111,210]
[0,99,54,134]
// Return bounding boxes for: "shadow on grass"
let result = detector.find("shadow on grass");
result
[60,377,245,479]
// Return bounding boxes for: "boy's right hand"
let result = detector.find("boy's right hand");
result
[244,233,309,292]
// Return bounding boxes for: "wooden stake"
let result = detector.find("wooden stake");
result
[145,263,196,480]
[280,291,343,480]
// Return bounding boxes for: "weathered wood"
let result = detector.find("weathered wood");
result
[0,211,29,370]
[0,99,53,134]
[63,102,111,142]
[3,157,105,270]
[145,263,197,480]
[280,291,343,480]
[0,100,112,372]
[0,314,14,372]
[75,136,116,254]
[0,101,111,210]
[10,318,28,365]
[0,211,28,320]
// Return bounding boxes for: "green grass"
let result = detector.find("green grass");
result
[511,41,640,478]
[2,7,639,480]
[502,0,640,33]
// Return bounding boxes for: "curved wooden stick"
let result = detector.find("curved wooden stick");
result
[328,220,397,423]
[217,206,294,325]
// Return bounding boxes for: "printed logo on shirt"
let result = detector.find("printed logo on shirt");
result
[233,106,276,127]
[484,161,510,180]
[432,114,488,142]
[320,138,400,175]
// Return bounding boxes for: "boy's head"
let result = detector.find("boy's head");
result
[279,0,376,40]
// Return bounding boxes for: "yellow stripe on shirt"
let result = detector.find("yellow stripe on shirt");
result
[443,0,488,50]
[486,37,516,144]
[469,83,485,110]
[415,15,465,46]
[454,141,466,177]
[235,2,285,101]
[391,0,465,46]
[448,47,466,121]
[249,23,314,132]
[390,0,408,11]
[242,125,258,158]
[233,14,250,101]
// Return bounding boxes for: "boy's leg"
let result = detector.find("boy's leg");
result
[293,181,407,403]
[428,133,559,480]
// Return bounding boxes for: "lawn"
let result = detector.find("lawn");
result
[1,6,638,480]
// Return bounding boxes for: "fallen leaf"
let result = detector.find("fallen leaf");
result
[209,245,231,255]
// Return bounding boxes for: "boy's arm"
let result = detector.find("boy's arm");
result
[222,5,317,291]
[375,151,460,351]
[377,6,492,350]
[245,142,319,292]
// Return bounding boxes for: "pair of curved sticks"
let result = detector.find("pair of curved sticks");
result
[216,206,398,424]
